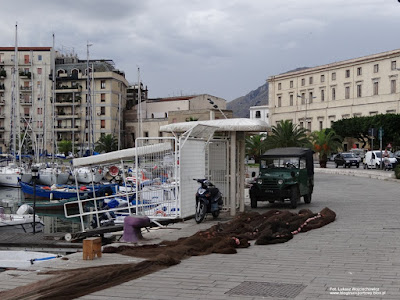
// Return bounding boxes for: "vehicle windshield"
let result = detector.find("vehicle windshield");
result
[260,157,303,169]
[342,153,356,158]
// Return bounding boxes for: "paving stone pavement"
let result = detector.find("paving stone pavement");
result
[1,170,400,300]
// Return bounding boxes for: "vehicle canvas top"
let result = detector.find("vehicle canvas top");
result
[261,147,314,176]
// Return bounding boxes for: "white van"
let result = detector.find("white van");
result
[363,150,397,169]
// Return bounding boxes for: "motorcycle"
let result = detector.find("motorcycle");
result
[193,179,223,223]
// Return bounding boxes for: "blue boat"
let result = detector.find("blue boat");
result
[19,182,116,200]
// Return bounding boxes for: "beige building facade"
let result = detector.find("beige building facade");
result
[268,49,400,132]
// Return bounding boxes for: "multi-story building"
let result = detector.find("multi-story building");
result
[0,47,53,154]
[249,105,269,125]
[124,94,231,147]
[0,47,129,155]
[268,49,400,132]
[54,54,129,152]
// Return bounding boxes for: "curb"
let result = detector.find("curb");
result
[314,167,399,182]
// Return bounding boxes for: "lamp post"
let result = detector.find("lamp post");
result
[31,166,39,234]
[297,94,316,130]
[208,98,227,119]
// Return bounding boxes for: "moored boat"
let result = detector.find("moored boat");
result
[0,204,44,233]
[19,181,117,200]
[0,164,32,188]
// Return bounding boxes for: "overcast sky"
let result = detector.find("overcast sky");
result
[2,0,400,101]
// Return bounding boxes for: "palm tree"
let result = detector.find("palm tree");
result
[310,129,342,168]
[245,134,268,163]
[265,120,311,149]
[95,134,118,153]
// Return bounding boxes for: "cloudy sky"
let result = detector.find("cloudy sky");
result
[2,0,400,101]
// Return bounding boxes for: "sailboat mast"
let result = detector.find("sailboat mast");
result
[137,67,142,139]
[14,23,21,165]
[51,33,56,162]
[86,42,93,156]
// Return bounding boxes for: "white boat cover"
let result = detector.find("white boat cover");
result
[72,143,172,167]
[160,118,269,133]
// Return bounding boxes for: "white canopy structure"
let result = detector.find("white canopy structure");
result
[161,118,269,216]
[72,143,172,167]
[160,118,269,133]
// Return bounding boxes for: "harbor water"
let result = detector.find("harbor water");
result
[0,187,82,234]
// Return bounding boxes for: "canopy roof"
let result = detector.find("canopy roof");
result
[160,118,269,133]
[261,147,313,158]
[72,143,172,167]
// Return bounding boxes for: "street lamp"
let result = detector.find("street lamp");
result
[297,94,316,130]
[31,166,39,234]
[208,98,227,119]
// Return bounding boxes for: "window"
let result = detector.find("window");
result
[307,121,311,131]
[300,122,304,128]
[24,55,30,64]
[321,75,325,83]
[255,111,261,118]
[373,82,379,95]
[37,107,42,115]
[290,80,293,88]
[357,84,362,98]
[144,131,149,137]
[321,89,325,101]
[101,80,106,89]
[278,83,281,90]
[392,61,397,71]
[24,107,29,116]
[278,96,282,107]
[159,132,163,137]
[289,94,293,106]
[101,93,106,102]
[374,64,379,73]
[301,78,305,86]
[309,92,313,104]
[332,87,336,100]
[37,81,41,89]
[100,107,105,115]
[100,120,106,128]
[391,80,396,94]
[345,86,350,99]
[357,67,362,76]
[309,77,313,84]
[345,70,350,78]
[37,68,42,75]
[319,120,323,131]
[332,72,336,80]
[38,55,42,61]
[301,93,305,104]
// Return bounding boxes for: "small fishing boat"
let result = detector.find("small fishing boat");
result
[0,164,32,188]
[19,182,116,200]
[0,204,44,233]
[23,198,82,210]
[75,167,104,184]
[37,166,70,186]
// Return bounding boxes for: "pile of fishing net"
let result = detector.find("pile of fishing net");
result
[0,207,335,300]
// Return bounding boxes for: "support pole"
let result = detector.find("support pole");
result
[230,132,236,216]
[238,132,245,212]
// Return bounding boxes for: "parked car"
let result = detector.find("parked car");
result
[363,150,397,169]
[334,152,360,168]
[328,153,338,161]
[394,150,400,164]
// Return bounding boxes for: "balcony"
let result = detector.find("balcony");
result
[20,100,32,105]
[56,114,79,119]
[0,84,5,92]
[0,127,5,131]
[55,84,82,93]
[55,126,80,132]
[0,100,5,105]
[20,86,32,92]
[0,114,5,118]
[0,69,6,78]
[19,71,32,79]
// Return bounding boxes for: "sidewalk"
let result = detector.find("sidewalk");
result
[1,171,400,299]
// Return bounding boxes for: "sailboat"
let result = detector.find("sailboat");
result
[0,24,32,187]
[36,34,70,186]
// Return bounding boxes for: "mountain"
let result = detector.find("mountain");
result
[227,82,269,118]
[227,67,309,118]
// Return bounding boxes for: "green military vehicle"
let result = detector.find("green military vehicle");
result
[249,147,314,209]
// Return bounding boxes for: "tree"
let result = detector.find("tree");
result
[310,129,342,168]
[58,140,72,157]
[245,134,268,163]
[265,120,311,149]
[95,134,118,153]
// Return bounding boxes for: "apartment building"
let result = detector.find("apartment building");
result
[249,105,269,125]
[54,54,128,152]
[268,49,400,132]
[0,47,53,154]
[124,94,231,147]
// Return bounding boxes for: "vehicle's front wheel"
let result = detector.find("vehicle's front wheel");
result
[364,163,367,169]
[290,186,299,209]
[195,201,207,223]
[304,193,312,204]
[356,163,359,168]
[335,164,339,168]
[250,196,258,208]
[212,210,220,218]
